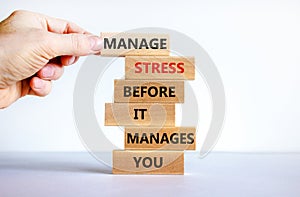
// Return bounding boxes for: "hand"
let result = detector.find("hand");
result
[0,10,102,108]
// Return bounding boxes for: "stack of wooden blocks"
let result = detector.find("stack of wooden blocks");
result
[102,32,196,174]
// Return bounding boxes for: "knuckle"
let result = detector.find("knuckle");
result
[10,10,26,18]
[70,34,82,52]
[39,32,57,59]
[53,67,64,80]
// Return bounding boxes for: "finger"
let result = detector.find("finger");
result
[42,16,93,35]
[37,63,64,80]
[48,33,102,56]
[5,10,93,35]
[73,56,80,64]
[45,18,86,34]
[37,11,88,34]
[60,55,79,66]
[29,77,52,97]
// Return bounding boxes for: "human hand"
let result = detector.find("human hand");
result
[0,10,102,108]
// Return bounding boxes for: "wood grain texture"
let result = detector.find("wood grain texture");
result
[125,56,195,80]
[114,80,184,103]
[100,32,169,56]
[105,103,175,126]
[124,127,196,150]
[113,150,184,174]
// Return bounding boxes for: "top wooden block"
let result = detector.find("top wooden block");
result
[100,32,170,56]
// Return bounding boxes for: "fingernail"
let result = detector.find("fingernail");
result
[89,36,102,51]
[34,78,43,89]
[42,67,54,78]
[67,56,76,65]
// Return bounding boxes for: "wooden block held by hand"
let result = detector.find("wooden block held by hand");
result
[105,103,175,126]
[114,80,184,103]
[125,127,196,150]
[125,56,195,80]
[100,32,169,56]
[113,150,184,174]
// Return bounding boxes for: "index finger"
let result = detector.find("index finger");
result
[41,16,91,34]
[8,10,91,35]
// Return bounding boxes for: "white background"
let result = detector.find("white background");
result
[0,0,299,152]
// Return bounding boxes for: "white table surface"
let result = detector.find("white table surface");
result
[0,152,299,197]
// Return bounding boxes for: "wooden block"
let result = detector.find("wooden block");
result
[125,127,196,150]
[100,32,169,56]
[114,80,184,103]
[125,56,195,80]
[113,150,184,174]
[105,103,175,126]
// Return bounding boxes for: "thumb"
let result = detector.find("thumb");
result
[47,33,102,57]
